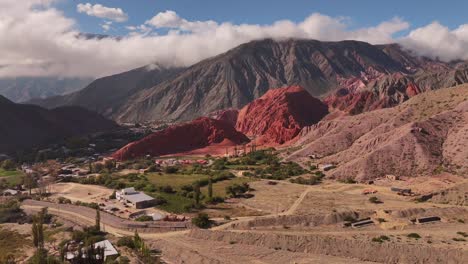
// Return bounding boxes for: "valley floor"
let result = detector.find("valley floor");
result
[17,175,467,263]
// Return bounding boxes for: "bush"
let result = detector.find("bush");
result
[290,175,320,185]
[117,236,135,249]
[206,196,224,204]
[192,213,211,228]
[57,197,71,204]
[135,215,153,222]
[153,196,168,205]
[164,166,179,174]
[407,233,421,239]
[226,183,250,198]
[372,235,390,243]
[1,159,16,170]
[368,196,381,204]
[159,185,175,193]
[339,177,357,184]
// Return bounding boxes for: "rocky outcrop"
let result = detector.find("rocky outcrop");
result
[210,109,239,127]
[236,86,328,145]
[112,117,249,160]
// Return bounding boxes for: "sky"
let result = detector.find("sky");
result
[61,0,468,35]
[1,0,468,78]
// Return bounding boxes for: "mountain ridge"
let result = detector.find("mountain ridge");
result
[30,38,468,123]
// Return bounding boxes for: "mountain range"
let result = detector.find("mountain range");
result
[0,77,92,103]
[31,39,468,123]
[0,95,117,154]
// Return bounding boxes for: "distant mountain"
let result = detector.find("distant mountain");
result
[30,65,184,119]
[0,77,92,103]
[31,39,468,123]
[0,96,117,153]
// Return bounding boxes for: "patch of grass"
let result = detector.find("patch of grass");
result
[0,227,31,261]
[153,191,194,214]
[44,227,66,243]
[0,169,24,186]
[146,173,209,190]
[201,177,255,197]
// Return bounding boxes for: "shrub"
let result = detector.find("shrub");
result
[135,215,153,222]
[192,213,211,229]
[159,185,175,193]
[368,196,381,204]
[1,159,16,170]
[117,236,135,249]
[407,233,421,239]
[164,166,179,174]
[372,235,390,243]
[339,177,357,184]
[226,183,250,198]
[206,196,224,204]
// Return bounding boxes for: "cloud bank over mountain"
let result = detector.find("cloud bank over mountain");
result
[1,0,468,78]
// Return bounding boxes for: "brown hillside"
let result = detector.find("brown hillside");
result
[287,85,468,181]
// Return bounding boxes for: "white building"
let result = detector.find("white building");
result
[116,187,156,209]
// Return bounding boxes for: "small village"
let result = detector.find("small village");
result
[1,145,467,263]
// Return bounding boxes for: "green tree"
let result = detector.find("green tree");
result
[207,177,213,199]
[194,183,201,206]
[95,208,101,232]
[192,213,211,228]
[1,159,16,171]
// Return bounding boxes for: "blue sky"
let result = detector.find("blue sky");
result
[60,0,468,35]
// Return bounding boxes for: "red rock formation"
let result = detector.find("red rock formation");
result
[209,109,239,127]
[113,117,249,160]
[406,83,421,97]
[235,86,329,145]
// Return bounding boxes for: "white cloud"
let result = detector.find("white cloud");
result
[101,21,112,32]
[0,4,467,79]
[77,3,128,22]
[400,22,468,61]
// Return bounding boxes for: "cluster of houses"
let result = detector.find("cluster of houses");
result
[64,239,119,261]
[58,164,90,178]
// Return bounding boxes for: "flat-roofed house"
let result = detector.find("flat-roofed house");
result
[116,187,156,209]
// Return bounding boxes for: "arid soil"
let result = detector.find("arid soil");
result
[138,176,467,264]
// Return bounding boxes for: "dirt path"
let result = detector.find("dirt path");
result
[212,184,314,230]
[22,201,189,239]
[281,186,314,215]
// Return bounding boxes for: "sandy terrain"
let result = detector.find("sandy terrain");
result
[237,180,308,214]
[49,182,113,203]
[48,182,168,219]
